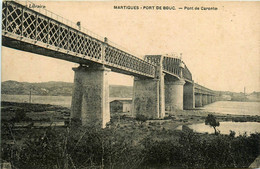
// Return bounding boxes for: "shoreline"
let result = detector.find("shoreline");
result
[1,101,259,128]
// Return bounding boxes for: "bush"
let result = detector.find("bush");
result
[11,111,32,122]
[2,123,259,169]
[5,124,144,169]
[229,130,236,137]
[136,114,148,123]
[141,131,260,168]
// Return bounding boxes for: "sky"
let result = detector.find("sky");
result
[1,1,260,93]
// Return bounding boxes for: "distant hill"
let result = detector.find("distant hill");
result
[1,81,73,96]
[109,85,132,98]
[1,80,132,98]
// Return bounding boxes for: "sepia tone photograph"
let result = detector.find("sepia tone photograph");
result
[1,0,260,168]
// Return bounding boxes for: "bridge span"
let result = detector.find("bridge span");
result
[2,1,216,127]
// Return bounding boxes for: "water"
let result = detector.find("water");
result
[2,95,260,135]
[1,94,131,108]
[202,101,260,116]
[1,94,72,107]
[188,101,260,135]
[181,122,260,136]
[2,95,260,116]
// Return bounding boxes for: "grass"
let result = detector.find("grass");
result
[1,101,260,168]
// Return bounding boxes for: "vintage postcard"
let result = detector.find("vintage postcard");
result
[1,1,259,168]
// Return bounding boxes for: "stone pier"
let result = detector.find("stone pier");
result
[183,82,195,109]
[71,65,110,128]
[132,64,165,119]
[202,94,208,106]
[132,77,163,119]
[165,79,186,110]
[212,96,215,102]
[195,94,203,107]
[207,95,212,104]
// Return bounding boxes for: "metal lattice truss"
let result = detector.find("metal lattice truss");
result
[163,57,193,81]
[2,1,155,77]
[144,55,162,65]
[144,55,192,81]
[105,46,154,76]
[2,1,216,95]
[163,57,181,77]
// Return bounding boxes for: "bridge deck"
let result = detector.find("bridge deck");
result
[2,1,215,95]
[195,83,216,95]
[2,1,155,78]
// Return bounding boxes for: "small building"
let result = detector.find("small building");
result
[110,99,132,113]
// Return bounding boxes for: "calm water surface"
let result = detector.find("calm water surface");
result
[2,95,260,134]
[1,94,72,107]
[2,95,260,116]
[1,94,130,108]
[185,122,260,136]
[189,101,260,135]
[202,101,260,116]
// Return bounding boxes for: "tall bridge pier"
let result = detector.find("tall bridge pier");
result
[132,65,165,119]
[195,94,203,107]
[202,94,208,106]
[183,82,195,110]
[69,55,217,127]
[132,77,163,119]
[165,78,186,111]
[71,65,110,128]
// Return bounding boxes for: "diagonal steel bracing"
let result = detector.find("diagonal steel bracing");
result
[1,1,215,95]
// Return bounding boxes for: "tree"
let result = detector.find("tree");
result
[205,114,220,135]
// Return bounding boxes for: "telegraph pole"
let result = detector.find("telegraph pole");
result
[29,88,32,103]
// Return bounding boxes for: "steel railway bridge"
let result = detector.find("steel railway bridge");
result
[2,1,216,127]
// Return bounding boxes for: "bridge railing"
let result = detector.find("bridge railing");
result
[144,55,162,66]
[10,0,104,41]
[104,44,155,76]
[2,1,155,77]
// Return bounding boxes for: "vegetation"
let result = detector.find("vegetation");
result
[205,114,220,135]
[1,101,68,113]
[1,102,259,168]
[1,121,259,169]
[12,111,32,122]
[136,114,148,123]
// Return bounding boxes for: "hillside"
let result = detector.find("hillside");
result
[1,80,132,98]
[1,81,73,96]
[109,85,132,98]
